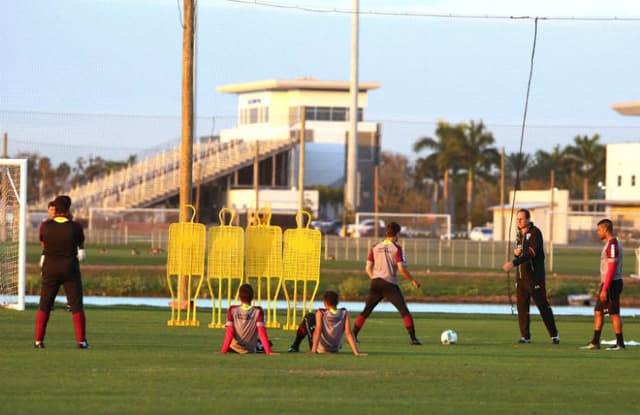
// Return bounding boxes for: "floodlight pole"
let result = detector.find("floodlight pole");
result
[179,0,195,222]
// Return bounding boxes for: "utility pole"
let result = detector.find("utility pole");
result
[179,0,195,222]
[254,140,260,220]
[500,147,505,242]
[549,169,555,272]
[298,107,306,213]
[344,0,359,224]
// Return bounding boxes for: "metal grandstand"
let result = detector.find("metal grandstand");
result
[39,138,297,219]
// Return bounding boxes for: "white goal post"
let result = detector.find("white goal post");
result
[353,212,451,239]
[0,159,27,311]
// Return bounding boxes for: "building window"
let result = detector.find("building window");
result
[304,107,315,121]
[316,107,331,121]
[249,108,258,124]
[295,106,364,122]
[617,175,622,187]
[331,107,347,121]
[632,175,636,187]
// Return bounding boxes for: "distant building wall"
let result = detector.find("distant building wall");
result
[492,190,569,245]
[606,142,640,202]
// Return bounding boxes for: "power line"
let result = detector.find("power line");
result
[3,109,638,130]
[225,0,640,22]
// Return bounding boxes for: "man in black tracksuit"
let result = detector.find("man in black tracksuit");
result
[503,209,559,344]
[34,195,89,349]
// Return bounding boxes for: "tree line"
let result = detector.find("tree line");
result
[383,119,605,229]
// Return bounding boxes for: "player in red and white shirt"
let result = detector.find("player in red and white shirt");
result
[581,219,626,351]
[288,291,366,356]
[352,222,422,345]
[220,284,276,355]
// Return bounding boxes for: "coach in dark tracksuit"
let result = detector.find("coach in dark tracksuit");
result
[34,195,89,349]
[503,209,559,344]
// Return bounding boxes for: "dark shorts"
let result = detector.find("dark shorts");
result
[360,278,411,318]
[595,279,623,315]
[39,257,84,313]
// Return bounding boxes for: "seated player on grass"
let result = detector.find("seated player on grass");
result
[219,283,277,355]
[288,291,367,356]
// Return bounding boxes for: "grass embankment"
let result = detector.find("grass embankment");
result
[25,243,640,305]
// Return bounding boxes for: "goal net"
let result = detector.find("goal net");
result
[353,212,451,239]
[0,159,27,311]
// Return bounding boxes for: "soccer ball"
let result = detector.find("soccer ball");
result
[440,329,458,345]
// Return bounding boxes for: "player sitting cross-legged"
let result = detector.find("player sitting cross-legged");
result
[288,291,366,356]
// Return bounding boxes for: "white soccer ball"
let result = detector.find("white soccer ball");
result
[440,329,458,345]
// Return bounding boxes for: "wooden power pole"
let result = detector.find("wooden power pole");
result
[180,0,195,222]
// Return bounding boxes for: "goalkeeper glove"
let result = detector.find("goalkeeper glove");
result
[77,249,86,262]
[39,255,45,269]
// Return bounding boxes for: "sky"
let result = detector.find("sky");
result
[1,0,640,165]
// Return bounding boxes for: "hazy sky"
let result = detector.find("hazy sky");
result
[2,0,640,164]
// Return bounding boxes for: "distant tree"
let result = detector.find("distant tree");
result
[565,134,605,208]
[413,120,464,217]
[528,144,571,189]
[456,120,499,230]
[37,156,55,201]
[310,185,343,219]
[55,162,72,193]
[13,152,41,203]
[505,152,531,189]
[379,151,426,213]
[413,153,442,213]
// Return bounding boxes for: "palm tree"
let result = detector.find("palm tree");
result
[413,153,442,213]
[413,120,463,216]
[565,134,605,209]
[529,144,571,189]
[505,152,530,189]
[456,120,499,231]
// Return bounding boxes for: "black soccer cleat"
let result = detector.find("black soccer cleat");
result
[410,338,423,346]
[34,341,45,349]
[551,336,560,345]
[77,341,90,349]
[518,337,532,344]
[287,345,299,353]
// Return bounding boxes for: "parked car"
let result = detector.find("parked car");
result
[314,219,342,235]
[347,219,385,238]
[469,226,494,241]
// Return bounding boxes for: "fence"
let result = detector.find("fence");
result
[322,235,510,270]
[27,226,170,249]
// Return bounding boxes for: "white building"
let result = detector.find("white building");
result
[217,77,382,214]
[605,142,640,202]
[492,190,570,245]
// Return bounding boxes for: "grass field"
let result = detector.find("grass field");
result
[1,305,638,414]
[22,243,640,304]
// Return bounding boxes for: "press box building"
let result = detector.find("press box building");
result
[217,78,382,216]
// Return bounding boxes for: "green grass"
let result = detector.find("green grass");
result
[1,306,639,414]
[23,243,640,302]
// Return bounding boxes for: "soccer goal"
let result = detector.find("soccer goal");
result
[0,159,27,311]
[353,212,451,239]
